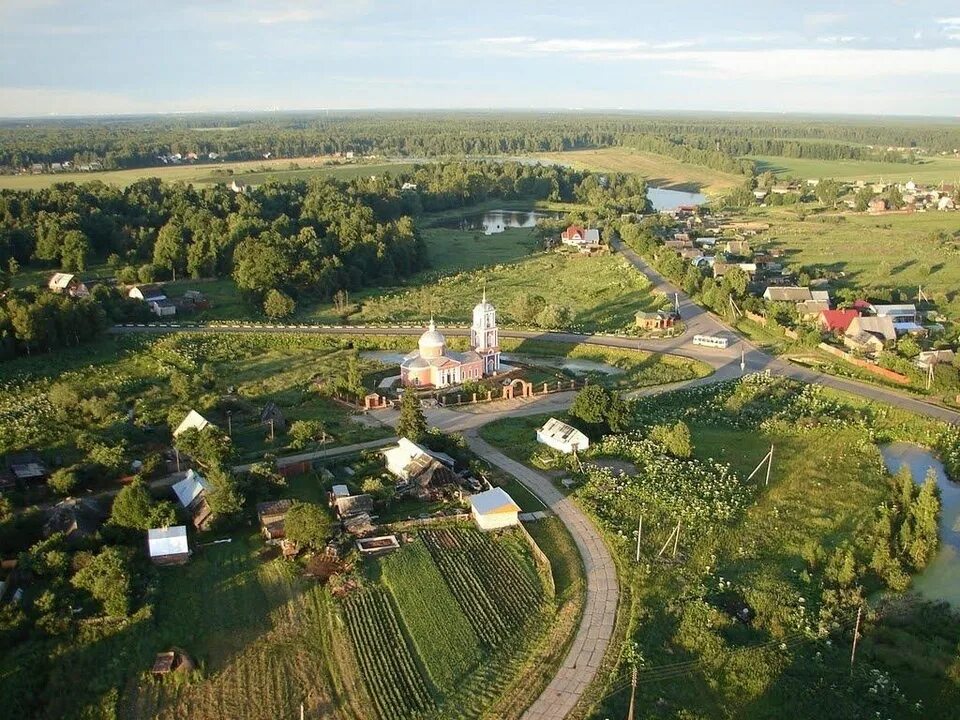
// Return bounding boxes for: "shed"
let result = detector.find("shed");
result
[43,497,106,542]
[470,488,521,531]
[171,469,213,530]
[536,418,590,454]
[173,410,213,438]
[147,526,190,565]
[335,494,374,519]
[260,402,287,433]
[257,499,294,540]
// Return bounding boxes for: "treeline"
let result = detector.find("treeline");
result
[621,133,756,176]
[717,137,914,163]
[0,284,149,360]
[3,112,958,171]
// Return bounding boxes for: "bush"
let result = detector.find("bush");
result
[263,288,296,319]
[48,467,79,496]
[284,502,331,550]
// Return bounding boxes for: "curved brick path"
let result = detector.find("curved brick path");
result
[464,431,618,720]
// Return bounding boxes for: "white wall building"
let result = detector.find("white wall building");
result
[470,487,521,530]
[536,418,590,454]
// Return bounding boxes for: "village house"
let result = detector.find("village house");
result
[635,310,678,331]
[560,225,601,251]
[171,469,213,530]
[382,437,458,500]
[796,300,831,320]
[401,293,500,388]
[868,197,889,213]
[818,309,860,335]
[870,304,923,335]
[536,418,589,454]
[844,315,897,354]
[43,497,106,544]
[147,526,190,566]
[47,273,89,298]
[335,493,374,519]
[230,180,247,194]
[128,284,176,317]
[2,451,48,488]
[725,240,752,256]
[470,487,520,531]
[663,238,694,251]
[173,409,213,438]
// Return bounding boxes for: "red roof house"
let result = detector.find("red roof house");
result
[818,309,860,334]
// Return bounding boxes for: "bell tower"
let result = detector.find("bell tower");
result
[471,290,500,373]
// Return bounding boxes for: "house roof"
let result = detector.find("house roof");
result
[131,284,165,300]
[336,494,374,517]
[763,286,813,303]
[819,309,860,332]
[173,410,212,438]
[871,304,917,317]
[470,487,520,516]
[331,484,350,498]
[48,272,76,290]
[538,417,589,447]
[257,499,294,521]
[148,526,189,557]
[847,315,897,343]
[171,469,209,508]
[44,497,105,538]
[796,300,831,316]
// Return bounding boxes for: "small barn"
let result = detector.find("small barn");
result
[536,418,590,454]
[470,488,521,531]
[257,499,294,540]
[335,493,374,519]
[382,438,458,500]
[147,526,190,566]
[260,402,287,433]
[171,469,213,530]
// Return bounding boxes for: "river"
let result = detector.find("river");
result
[880,442,960,605]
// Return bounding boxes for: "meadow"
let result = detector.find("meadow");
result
[740,207,960,318]
[0,157,418,190]
[747,153,960,184]
[532,147,743,195]
[480,375,960,719]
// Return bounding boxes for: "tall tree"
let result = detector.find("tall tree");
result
[397,388,427,441]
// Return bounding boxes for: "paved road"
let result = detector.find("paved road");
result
[464,431,617,720]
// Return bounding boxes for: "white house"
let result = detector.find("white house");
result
[47,273,89,297]
[147,526,190,565]
[536,418,589,454]
[129,284,176,317]
[173,409,213,438]
[382,437,455,480]
[870,304,922,334]
[470,487,520,531]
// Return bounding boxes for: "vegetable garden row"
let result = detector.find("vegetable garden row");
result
[341,588,434,720]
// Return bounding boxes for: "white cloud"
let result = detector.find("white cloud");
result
[464,36,960,80]
[937,17,960,40]
[803,12,847,28]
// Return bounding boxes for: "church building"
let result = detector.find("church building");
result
[400,293,501,388]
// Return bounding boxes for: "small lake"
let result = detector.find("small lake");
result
[881,442,960,606]
[647,186,707,211]
[501,353,624,376]
[439,209,560,235]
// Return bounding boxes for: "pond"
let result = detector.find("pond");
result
[881,442,960,606]
[501,353,624,376]
[647,186,707,211]
[438,209,561,235]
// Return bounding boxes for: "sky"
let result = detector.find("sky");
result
[1,0,959,117]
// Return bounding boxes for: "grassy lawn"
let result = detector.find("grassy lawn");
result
[738,206,960,318]
[420,226,540,274]
[336,250,667,333]
[746,153,960,184]
[0,157,421,191]
[531,147,744,195]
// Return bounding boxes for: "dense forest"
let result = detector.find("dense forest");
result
[0,161,623,360]
[2,112,958,171]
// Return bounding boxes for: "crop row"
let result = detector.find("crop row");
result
[421,529,544,648]
[342,588,433,720]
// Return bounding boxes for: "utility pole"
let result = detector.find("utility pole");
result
[227,410,233,437]
[674,292,680,315]
[627,666,638,720]
[764,444,774,486]
[270,418,275,441]
[740,347,746,374]
[635,516,643,562]
[174,447,181,473]
[850,605,863,675]
[672,519,681,559]
[927,363,934,391]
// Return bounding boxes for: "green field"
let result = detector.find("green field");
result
[747,154,960,184]
[0,157,419,191]
[738,206,960,319]
[532,147,743,195]
[480,375,960,720]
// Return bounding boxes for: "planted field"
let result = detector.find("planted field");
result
[341,588,434,720]
[420,528,547,649]
[531,147,742,195]
[746,153,960,184]
[378,542,481,690]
